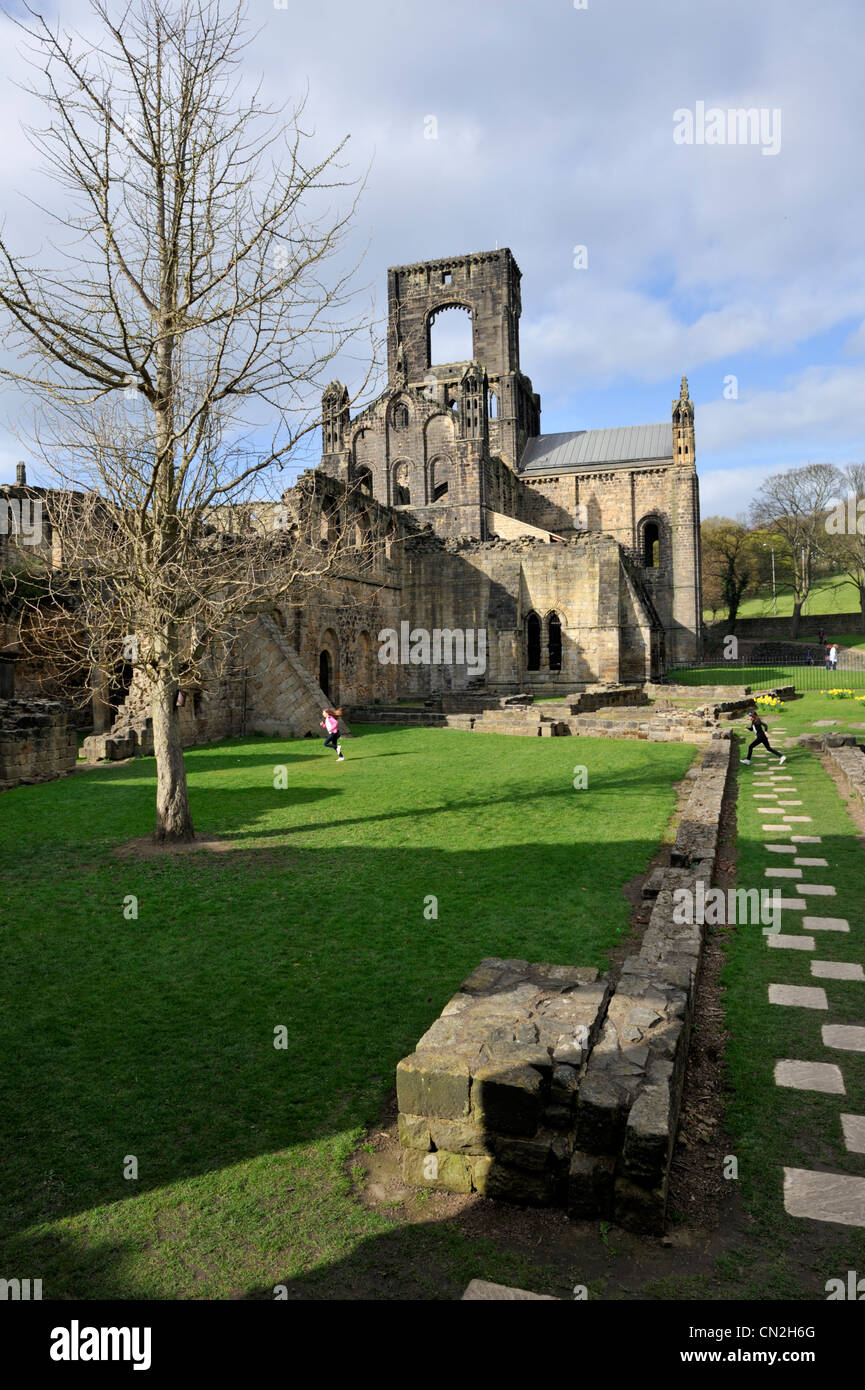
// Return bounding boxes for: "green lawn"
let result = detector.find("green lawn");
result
[0,725,695,1299]
[704,573,863,624]
[670,664,865,691]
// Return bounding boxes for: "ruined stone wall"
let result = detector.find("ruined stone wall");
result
[0,699,77,790]
[520,461,701,665]
[395,531,656,694]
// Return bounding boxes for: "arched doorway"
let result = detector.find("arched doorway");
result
[318,649,332,700]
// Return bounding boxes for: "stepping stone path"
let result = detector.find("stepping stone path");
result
[749,753,865,1228]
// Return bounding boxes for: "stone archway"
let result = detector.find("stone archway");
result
[318,628,339,703]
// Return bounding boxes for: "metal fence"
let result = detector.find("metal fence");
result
[664,659,865,692]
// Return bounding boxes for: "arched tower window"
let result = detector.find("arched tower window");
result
[488,391,498,419]
[393,462,411,507]
[429,304,473,366]
[547,613,562,671]
[642,520,661,568]
[526,611,541,671]
[392,403,409,429]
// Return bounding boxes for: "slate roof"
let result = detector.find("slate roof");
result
[519,423,673,473]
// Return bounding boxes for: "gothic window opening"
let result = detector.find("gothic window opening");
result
[526,611,541,671]
[429,304,473,365]
[393,403,409,429]
[643,521,660,568]
[548,613,562,671]
[488,391,498,419]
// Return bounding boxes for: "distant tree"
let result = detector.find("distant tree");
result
[700,517,761,630]
[823,463,865,633]
[749,464,839,638]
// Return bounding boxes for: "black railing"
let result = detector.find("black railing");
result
[664,658,865,691]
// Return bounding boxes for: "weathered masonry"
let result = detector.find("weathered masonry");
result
[2,247,703,734]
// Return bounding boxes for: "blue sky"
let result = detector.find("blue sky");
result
[1,0,864,518]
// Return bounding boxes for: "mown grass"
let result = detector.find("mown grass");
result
[0,724,694,1299]
[704,574,863,624]
[671,665,865,691]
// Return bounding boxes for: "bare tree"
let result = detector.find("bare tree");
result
[749,463,839,639]
[0,0,378,842]
[823,463,865,633]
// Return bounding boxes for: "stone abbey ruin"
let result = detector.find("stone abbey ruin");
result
[3,244,704,764]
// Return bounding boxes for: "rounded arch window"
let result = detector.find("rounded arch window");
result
[392,403,409,429]
[393,462,411,507]
[642,519,661,568]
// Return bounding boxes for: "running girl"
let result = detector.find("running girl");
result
[740,709,786,766]
[320,707,344,761]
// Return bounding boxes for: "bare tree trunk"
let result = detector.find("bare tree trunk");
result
[791,600,803,640]
[152,673,195,844]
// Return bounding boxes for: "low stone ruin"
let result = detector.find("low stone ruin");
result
[397,737,735,1232]
[0,698,77,790]
[398,959,611,1205]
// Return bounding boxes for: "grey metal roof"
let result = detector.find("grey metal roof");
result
[519,423,673,473]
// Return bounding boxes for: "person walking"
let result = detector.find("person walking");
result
[806,647,814,666]
[741,709,786,765]
[818,626,825,646]
[320,707,344,761]
[829,643,838,671]
[825,644,832,670]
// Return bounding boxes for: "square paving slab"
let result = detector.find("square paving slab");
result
[811,961,865,981]
[803,916,850,932]
[822,1025,865,1052]
[775,1060,845,1093]
[840,1114,865,1154]
[769,984,828,1009]
[783,1168,865,1227]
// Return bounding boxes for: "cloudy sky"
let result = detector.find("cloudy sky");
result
[1,0,863,517]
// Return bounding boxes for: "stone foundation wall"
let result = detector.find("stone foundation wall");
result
[0,699,78,790]
[823,743,865,804]
[397,738,735,1232]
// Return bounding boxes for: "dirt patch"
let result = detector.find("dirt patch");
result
[667,748,739,1230]
[113,834,239,859]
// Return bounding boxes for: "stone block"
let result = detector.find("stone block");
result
[567,1150,616,1218]
[396,1050,472,1120]
[397,1113,432,1151]
[472,1062,545,1136]
[402,1148,472,1194]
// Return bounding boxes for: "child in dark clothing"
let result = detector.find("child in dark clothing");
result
[740,710,786,765]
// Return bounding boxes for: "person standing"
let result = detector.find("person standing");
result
[818,626,825,646]
[741,709,786,766]
[829,643,838,671]
[320,707,345,761]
